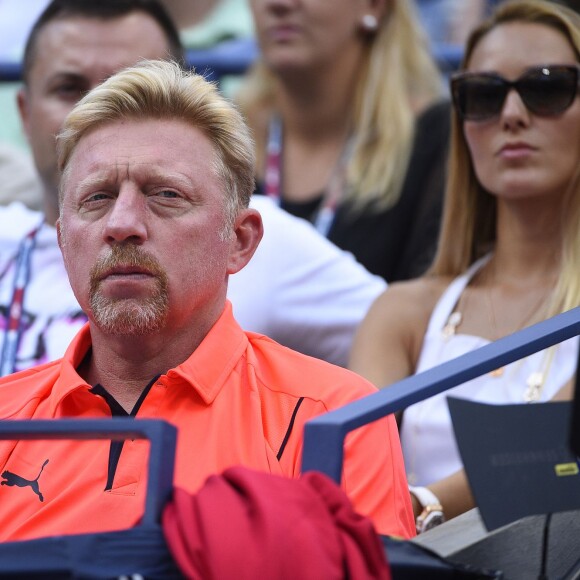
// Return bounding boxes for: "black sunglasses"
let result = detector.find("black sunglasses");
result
[451,64,580,121]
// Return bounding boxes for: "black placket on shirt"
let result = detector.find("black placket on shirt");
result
[90,374,161,490]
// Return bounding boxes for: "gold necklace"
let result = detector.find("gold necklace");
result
[442,278,472,339]
[522,346,557,402]
[485,261,553,377]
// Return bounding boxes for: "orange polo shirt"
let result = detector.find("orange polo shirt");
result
[0,302,414,541]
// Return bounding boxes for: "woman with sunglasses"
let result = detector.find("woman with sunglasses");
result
[350,0,580,533]
[237,0,448,282]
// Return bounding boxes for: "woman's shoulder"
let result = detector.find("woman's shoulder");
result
[350,275,454,384]
[373,275,452,318]
[367,276,453,351]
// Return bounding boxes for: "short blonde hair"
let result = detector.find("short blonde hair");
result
[430,0,580,317]
[57,59,255,227]
[238,0,443,211]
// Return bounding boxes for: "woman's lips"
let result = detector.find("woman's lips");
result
[268,24,301,42]
[497,142,536,159]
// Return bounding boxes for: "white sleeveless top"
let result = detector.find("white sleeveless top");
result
[400,257,578,486]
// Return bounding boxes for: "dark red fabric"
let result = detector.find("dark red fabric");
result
[162,466,391,580]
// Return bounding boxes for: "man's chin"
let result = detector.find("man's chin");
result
[90,297,168,336]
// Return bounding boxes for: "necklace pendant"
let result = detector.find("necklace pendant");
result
[490,367,505,378]
[442,311,462,339]
[524,371,544,403]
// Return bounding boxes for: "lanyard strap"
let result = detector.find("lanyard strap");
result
[0,222,43,376]
[264,115,353,238]
[264,115,283,201]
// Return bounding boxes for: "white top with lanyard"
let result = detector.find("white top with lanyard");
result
[0,221,43,376]
[0,202,86,376]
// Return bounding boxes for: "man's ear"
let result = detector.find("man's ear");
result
[226,208,264,275]
[56,219,63,251]
[16,87,32,142]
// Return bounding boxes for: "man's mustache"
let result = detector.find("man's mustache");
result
[89,244,168,289]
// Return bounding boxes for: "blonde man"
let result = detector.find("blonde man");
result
[0,60,414,542]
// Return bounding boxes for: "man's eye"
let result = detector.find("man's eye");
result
[155,190,179,198]
[55,85,86,100]
[85,193,110,203]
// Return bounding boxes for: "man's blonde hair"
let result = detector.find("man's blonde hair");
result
[57,59,255,229]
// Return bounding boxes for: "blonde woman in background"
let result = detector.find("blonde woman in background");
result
[350,0,580,533]
[238,0,448,281]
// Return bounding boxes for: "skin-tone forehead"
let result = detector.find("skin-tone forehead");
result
[468,22,577,74]
[62,118,223,202]
[27,13,172,89]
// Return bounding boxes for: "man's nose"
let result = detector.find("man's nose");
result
[102,185,148,244]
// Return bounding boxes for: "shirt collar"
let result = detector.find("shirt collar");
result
[51,301,248,409]
[49,323,95,414]
[166,301,249,404]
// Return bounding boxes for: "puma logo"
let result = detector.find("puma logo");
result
[1,459,49,502]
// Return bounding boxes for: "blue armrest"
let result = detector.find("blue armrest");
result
[0,418,176,526]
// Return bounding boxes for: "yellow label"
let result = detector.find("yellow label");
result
[555,463,579,477]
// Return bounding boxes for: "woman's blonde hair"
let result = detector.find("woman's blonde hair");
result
[430,0,580,317]
[57,59,255,230]
[237,0,443,211]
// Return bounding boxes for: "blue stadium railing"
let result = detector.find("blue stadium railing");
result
[1,309,574,514]
[0,420,182,577]
[302,306,580,482]
[0,418,176,526]
[0,38,464,84]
